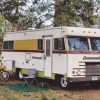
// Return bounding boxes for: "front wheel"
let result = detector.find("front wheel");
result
[0,71,10,81]
[60,76,70,89]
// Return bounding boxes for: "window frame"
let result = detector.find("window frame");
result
[38,39,43,50]
[54,38,65,50]
[3,41,14,50]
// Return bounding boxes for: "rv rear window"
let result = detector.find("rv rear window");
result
[3,41,14,49]
[54,38,65,50]
[38,39,43,50]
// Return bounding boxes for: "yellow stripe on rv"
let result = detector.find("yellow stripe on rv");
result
[14,39,38,50]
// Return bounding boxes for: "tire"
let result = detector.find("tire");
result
[60,76,70,89]
[0,71,10,81]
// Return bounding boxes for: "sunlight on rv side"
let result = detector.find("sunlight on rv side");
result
[68,37,89,51]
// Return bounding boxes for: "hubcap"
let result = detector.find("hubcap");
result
[2,72,7,78]
[61,77,68,88]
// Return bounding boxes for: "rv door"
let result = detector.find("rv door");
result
[44,36,52,77]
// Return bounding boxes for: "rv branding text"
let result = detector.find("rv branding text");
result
[83,56,100,60]
[32,56,42,59]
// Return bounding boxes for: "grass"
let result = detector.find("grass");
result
[0,84,74,100]
[4,84,51,92]
[0,86,52,100]
[0,87,20,100]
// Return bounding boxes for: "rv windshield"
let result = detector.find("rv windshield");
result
[90,38,100,51]
[68,37,89,51]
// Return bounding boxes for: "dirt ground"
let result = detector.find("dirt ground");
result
[1,75,100,100]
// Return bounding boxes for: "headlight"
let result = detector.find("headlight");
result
[76,70,81,75]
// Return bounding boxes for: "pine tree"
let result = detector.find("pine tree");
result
[27,0,53,29]
[75,0,95,27]
[54,0,79,27]
[0,0,28,31]
[54,0,100,27]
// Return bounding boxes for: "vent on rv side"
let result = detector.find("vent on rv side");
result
[85,62,100,76]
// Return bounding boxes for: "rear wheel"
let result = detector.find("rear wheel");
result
[0,71,10,81]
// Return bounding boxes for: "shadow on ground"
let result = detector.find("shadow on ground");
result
[1,75,100,92]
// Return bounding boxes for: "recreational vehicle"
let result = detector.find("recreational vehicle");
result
[1,26,100,88]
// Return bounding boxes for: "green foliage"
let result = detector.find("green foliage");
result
[0,14,4,49]
[0,15,5,28]
[0,0,27,23]
[0,0,100,30]
[27,0,52,29]
[19,17,32,30]
[0,0,28,31]
[54,0,100,27]
[75,0,96,27]
[54,0,79,26]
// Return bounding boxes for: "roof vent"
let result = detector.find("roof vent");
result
[27,28,35,30]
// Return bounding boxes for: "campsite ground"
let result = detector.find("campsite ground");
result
[0,76,100,100]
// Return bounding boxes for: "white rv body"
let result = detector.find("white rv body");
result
[1,26,100,87]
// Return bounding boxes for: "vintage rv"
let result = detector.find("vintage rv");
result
[1,26,100,88]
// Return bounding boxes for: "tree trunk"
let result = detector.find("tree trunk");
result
[54,0,61,27]
[13,23,19,32]
[13,0,19,31]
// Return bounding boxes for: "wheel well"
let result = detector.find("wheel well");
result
[16,68,21,73]
[55,74,63,81]
[15,68,21,77]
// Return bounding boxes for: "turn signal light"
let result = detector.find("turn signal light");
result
[72,71,75,74]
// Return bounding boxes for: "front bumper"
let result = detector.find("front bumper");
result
[67,76,100,82]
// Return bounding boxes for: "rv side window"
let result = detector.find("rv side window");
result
[90,38,100,51]
[3,41,14,49]
[38,39,43,50]
[68,37,89,51]
[54,38,65,50]
[3,41,8,49]
[9,41,14,49]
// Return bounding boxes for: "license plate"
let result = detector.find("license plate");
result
[92,76,98,81]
